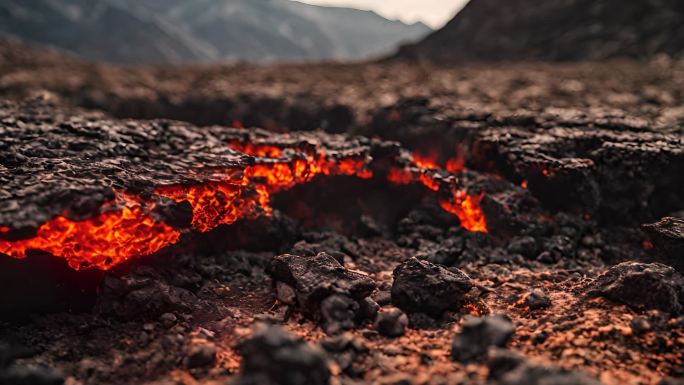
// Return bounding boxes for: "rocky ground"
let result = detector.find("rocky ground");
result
[0,42,683,385]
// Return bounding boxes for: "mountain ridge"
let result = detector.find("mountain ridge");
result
[0,0,430,64]
[396,0,684,62]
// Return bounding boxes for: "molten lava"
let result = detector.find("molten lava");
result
[388,153,488,233]
[157,143,373,233]
[0,194,180,270]
[0,142,486,271]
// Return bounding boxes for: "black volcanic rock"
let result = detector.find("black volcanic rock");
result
[451,315,516,363]
[473,126,684,222]
[237,324,330,385]
[391,257,472,317]
[0,0,429,64]
[496,363,602,385]
[270,253,375,315]
[373,307,409,338]
[590,262,684,314]
[397,0,684,63]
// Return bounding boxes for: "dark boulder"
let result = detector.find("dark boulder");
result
[373,307,409,338]
[452,315,515,363]
[237,324,330,385]
[589,262,684,314]
[391,257,472,317]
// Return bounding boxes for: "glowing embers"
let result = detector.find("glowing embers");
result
[0,194,180,270]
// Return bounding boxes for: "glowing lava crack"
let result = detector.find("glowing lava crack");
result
[0,143,487,270]
[0,101,487,271]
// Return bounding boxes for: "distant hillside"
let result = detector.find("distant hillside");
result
[396,0,684,62]
[0,0,430,64]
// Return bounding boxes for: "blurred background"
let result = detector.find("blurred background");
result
[0,0,681,65]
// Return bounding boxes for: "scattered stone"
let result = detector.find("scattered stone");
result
[237,324,330,385]
[320,334,368,375]
[532,331,549,345]
[391,257,472,317]
[159,313,178,328]
[507,236,538,259]
[96,271,197,320]
[525,289,551,310]
[497,363,603,385]
[320,295,359,335]
[589,262,684,314]
[0,364,64,385]
[270,253,375,315]
[487,348,525,381]
[630,317,652,334]
[184,343,217,369]
[452,314,516,363]
[373,307,409,338]
[356,297,380,322]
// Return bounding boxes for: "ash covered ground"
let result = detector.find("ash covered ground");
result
[0,42,683,385]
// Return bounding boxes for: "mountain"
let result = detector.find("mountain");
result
[0,0,430,64]
[396,0,684,62]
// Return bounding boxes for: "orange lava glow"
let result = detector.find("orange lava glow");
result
[387,152,488,233]
[0,194,180,270]
[412,153,439,169]
[156,143,373,234]
[439,190,488,233]
[0,142,485,271]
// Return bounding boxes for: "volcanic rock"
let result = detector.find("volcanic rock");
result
[525,289,551,310]
[320,334,368,375]
[473,126,684,222]
[486,348,526,381]
[391,257,472,317]
[237,324,330,385]
[452,315,516,363]
[590,262,684,314]
[373,307,409,338]
[642,217,684,271]
[320,294,360,335]
[496,363,603,385]
[270,252,375,315]
[96,271,197,320]
[184,344,217,369]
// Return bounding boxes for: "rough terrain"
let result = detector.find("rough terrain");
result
[0,41,683,385]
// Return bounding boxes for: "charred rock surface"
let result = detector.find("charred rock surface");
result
[270,252,375,334]
[0,48,683,385]
[473,126,684,222]
[589,262,684,314]
[391,257,473,317]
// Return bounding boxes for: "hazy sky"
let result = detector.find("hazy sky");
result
[297,0,470,29]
